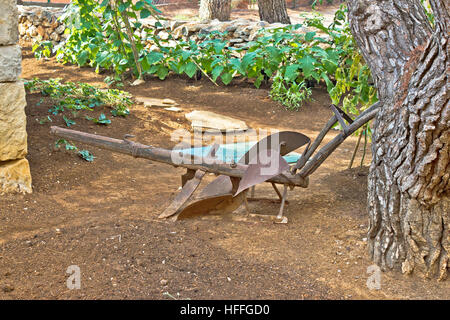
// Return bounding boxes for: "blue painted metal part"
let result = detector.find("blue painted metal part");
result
[178,142,301,164]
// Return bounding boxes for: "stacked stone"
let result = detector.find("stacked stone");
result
[18,5,65,43]
[0,0,32,194]
[17,6,312,51]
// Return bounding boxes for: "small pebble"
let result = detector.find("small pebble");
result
[2,284,14,293]
[160,279,168,286]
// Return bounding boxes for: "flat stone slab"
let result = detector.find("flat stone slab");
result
[136,96,178,108]
[164,106,182,112]
[185,110,248,131]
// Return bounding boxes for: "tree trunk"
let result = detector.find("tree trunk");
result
[199,0,232,21]
[348,0,449,280]
[257,0,291,24]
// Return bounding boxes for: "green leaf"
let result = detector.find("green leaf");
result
[241,52,256,70]
[184,62,197,78]
[221,72,233,85]
[118,2,130,12]
[157,66,169,80]
[140,8,152,19]
[65,143,77,151]
[63,116,76,127]
[298,55,317,78]
[213,42,226,54]
[78,150,95,162]
[134,0,145,9]
[229,58,244,75]
[285,64,300,82]
[305,31,316,41]
[181,50,191,61]
[146,51,164,64]
[77,50,89,66]
[211,65,224,81]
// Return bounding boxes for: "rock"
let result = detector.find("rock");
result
[27,25,37,37]
[157,31,170,40]
[160,279,168,286]
[18,23,27,36]
[55,24,65,35]
[1,284,14,293]
[166,40,178,48]
[164,106,182,112]
[170,20,186,31]
[36,25,45,37]
[162,98,176,105]
[42,20,51,28]
[217,22,233,33]
[256,21,269,28]
[185,110,248,131]
[0,82,28,161]
[0,158,32,194]
[0,45,21,82]
[50,32,60,42]
[136,96,178,108]
[0,0,19,45]
[173,26,189,38]
[131,78,146,86]
[224,24,238,33]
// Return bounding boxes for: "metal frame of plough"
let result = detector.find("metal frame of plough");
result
[50,101,381,223]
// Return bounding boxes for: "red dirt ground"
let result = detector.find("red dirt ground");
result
[0,46,448,300]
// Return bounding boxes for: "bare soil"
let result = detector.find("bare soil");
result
[159,1,340,26]
[0,46,448,300]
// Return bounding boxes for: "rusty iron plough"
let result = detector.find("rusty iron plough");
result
[50,102,380,223]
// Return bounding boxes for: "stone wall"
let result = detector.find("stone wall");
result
[18,5,308,48]
[0,0,32,194]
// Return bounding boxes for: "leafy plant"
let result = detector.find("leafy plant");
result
[32,0,162,80]
[55,139,95,162]
[63,115,76,127]
[26,78,133,163]
[270,72,312,110]
[24,78,132,118]
[86,113,111,125]
[31,2,376,115]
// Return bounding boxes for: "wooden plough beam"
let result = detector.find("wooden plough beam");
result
[50,126,309,188]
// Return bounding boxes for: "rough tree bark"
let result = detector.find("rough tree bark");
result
[348,0,449,280]
[199,0,232,21]
[257,0,291,24]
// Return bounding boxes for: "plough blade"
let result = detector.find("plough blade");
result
[198,175,233,198]
[232,131,307,196]
[239,131,310,164]
[159,144,220,219]
[158,169,206,219]
[235,150,290,196]
[172,192,247,221]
